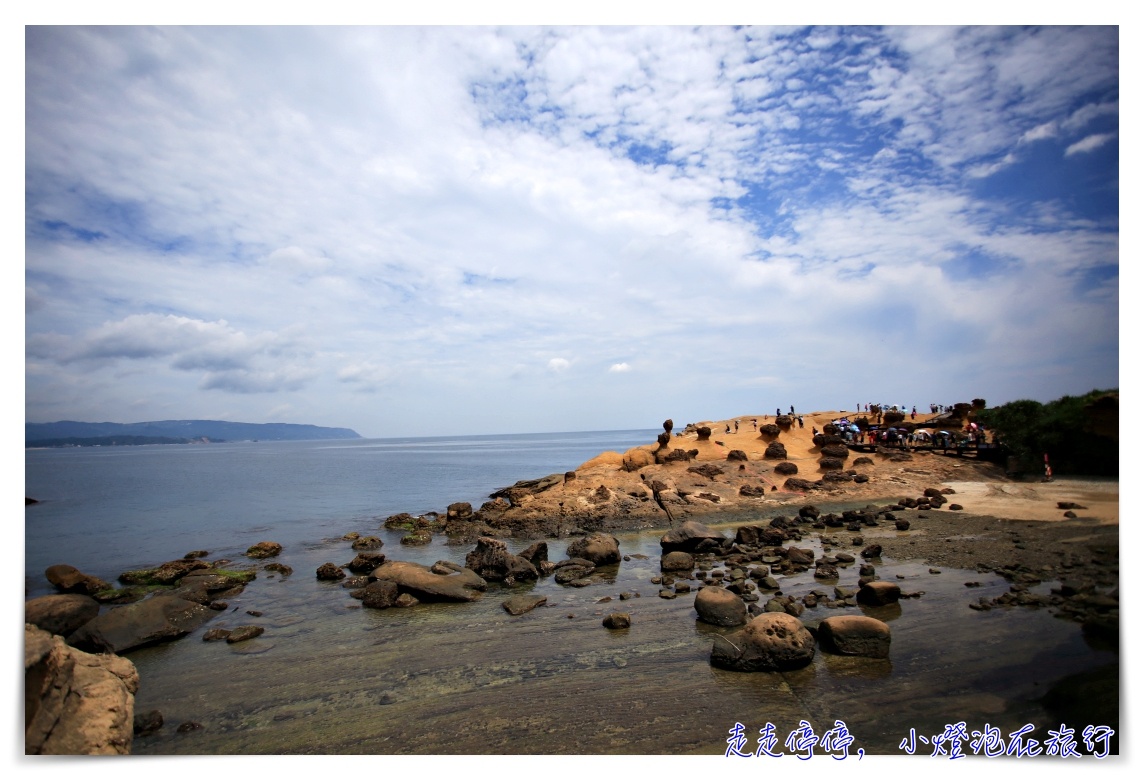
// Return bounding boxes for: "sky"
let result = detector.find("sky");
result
[24,23,1120,438]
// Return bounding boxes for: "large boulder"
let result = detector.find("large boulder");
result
[773,461,798,475]
[25,624,139,754]
[694,586,747,627]
[465,537,539,582]
[359,580,400,609]
[710,612,816,672]
[347,552,387,574]
[764,442,788,460]
[370,561,486,602]
[566,532,621,566]
[446,502,474,521]
[660,521,727,552]
[817,615,891,658]
[66,595,215,654]
[44,565,111,597]
[25,594,100,637]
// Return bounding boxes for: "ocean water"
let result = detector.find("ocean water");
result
[24,430,657,595]
[24,431,1119,755]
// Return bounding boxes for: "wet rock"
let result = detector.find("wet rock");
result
[371,561,486,602]
[316,563,346,581]
[818,615,891,658]
[861,544,883,559]
[67,595,215,654]
[519,541,549,565]
[710,612,816,672]
[25,594,100,637]
[348,552,387,574]
[245,541,283,560]
[45,564,111,597]
[566,532,621,566]
[351,535,383,551]
[555,565,595,585]
[694,586,747,627]
[447,502,474,521]
[202,628,231,642]
[660,550,695,572]
[857,581,901,606]
[225,625,264,643]
[360,580,400,609]
[264,562,293,577]
[502,594,547,616]
[465,537,539,582]
[134,709,163,737]
[602,612,631,629]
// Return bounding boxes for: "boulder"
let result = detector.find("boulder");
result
[566,532,621,566]
[245,541,282,559]
[44,564,111,597]
[465,537,539,582]
[710,612,816,672]
[694,586,747,627]
[621,449,656,472]
[447,502,474,521]
[818,615,891,658]
[818,457,845,471]
[25,594,100,637]
[602,613,631,629]
[758,423,780,437]
[25,624,139,755]
[66,595,215,654]
[696,426,712,441]
[351,535,383,551]
[660,520,726,552]
[502,594,547,616]
[820,444,850,459]
[739,485,766,497]
[660,551,695,572]
[518,541,549,565]
[727,450,748,462]
[371,561,486,602]
[857,581,901,606]
[316,563,346,581]
[347,552,387,574]
[764,441,788,460]
[359,580,400,609]
[774,461,798,475]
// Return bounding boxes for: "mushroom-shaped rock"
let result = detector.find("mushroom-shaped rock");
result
[566,532,621,566]
[25,594,101,637]
[764,442,788,460]
[696,426,712,441]
[817,615,891,658]
[820,444,850,459]
[774,461,798,476]
[660,520,726,552]
[758,423,780,438]
[465,537,539,582]
[857,581,901,606]
[727,450,748,462]
[694,586,747,627]
[371,561,486,602]
[710,612,816,672]
[245,541,282,559]
[660,550,695,572]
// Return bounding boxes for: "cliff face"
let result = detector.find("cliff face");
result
[25,624,139,755]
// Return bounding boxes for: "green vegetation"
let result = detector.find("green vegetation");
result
[975,389,1118,476]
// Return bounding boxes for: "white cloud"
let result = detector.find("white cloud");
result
[608,362,631,373]
[1064,132,1116,157]
[547,357,571,372]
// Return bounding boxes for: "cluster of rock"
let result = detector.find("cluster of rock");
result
[314,532,623,618]
[644,516,917,671]
[24,541,290,752]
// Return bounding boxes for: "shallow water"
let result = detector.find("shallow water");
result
[128,518,1118,756]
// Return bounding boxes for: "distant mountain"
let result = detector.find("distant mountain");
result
[26,420,361,446]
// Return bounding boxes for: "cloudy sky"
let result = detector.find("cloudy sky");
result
[24,25,1119,438]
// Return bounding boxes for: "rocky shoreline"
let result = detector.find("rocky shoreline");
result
[25,412,1120,754]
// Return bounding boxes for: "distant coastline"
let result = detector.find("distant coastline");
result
[25,419,361,448]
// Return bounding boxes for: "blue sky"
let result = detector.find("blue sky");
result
[24,24,1119,437]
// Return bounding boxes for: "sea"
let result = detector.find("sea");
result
[23,431,1119,757]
